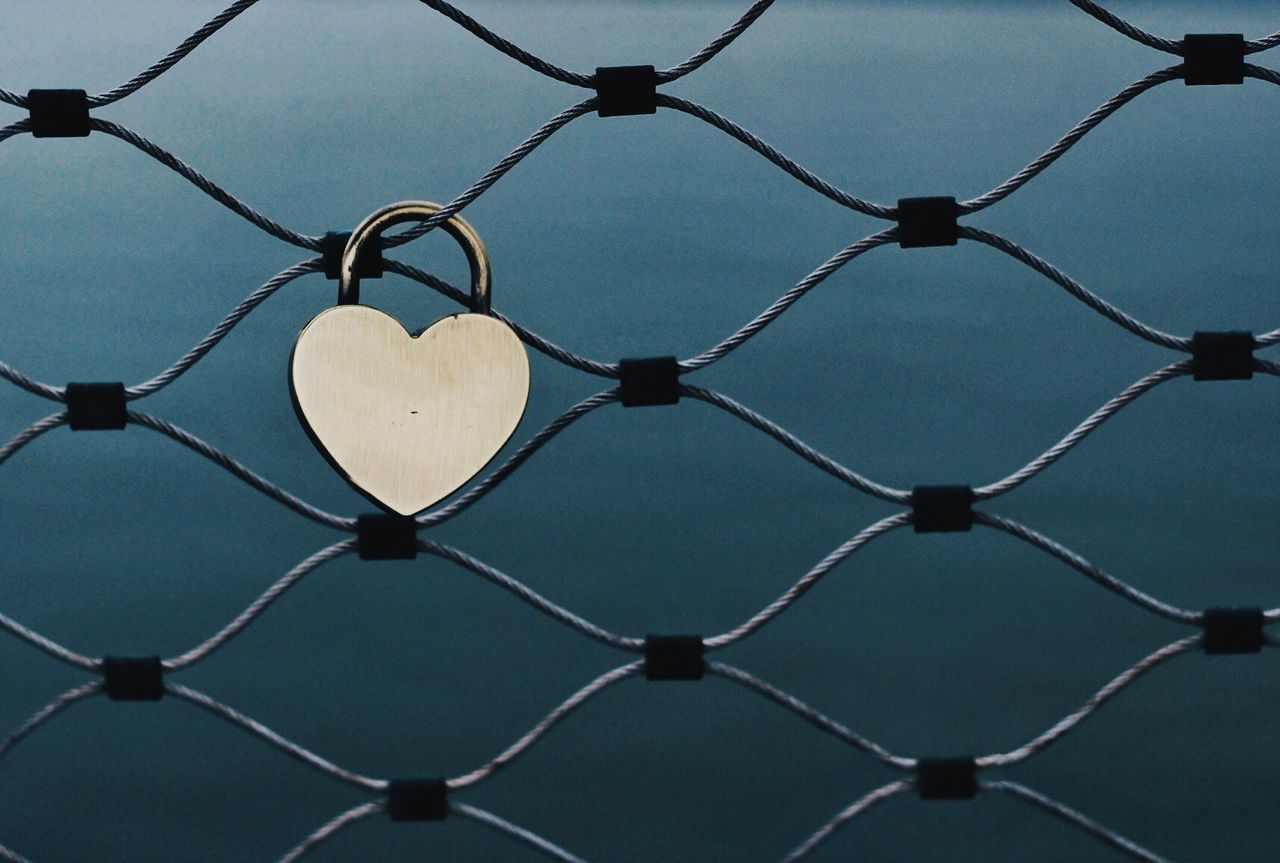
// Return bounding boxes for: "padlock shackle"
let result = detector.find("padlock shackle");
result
[338,201,491,314]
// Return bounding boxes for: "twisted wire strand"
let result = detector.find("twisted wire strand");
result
[88,0,262,107]
[278,800,590,863]
[978,636,1201,769]
[0,0,262,108]
[703,512,914,650]
[0,414,67,468]
[974,362,1191,499]
[417,389,620,526]
[982,780,1171,863]
[1066,0,1279,57]
[681,386,911,504]
[413,0,776,88]
[784,776,1170,863]
[418,541,644,652]
[678,230,900,372]
[781,780,915,863]
[126,259,323,399]
[382,260,617,376]
[89,119,320,250]
[0,681,102,762]
[385,99,596,248]
[451,802,591,863]
[0,411,356,537]
[411,0,592,87]
[0,841,33,863]
[0,609,98,672]
[706,663,914,770]
[1247,64,1280,86]
[0,365,63,403]
[166,683,386,791]
[960,227,1189,350]
[975,513,1201,623]
[1064,1,1181,54]
[0,119,30,143]
[712,638,1223,778]
[448,661,644,790]
[656,96,896,219]
[125,412,355,531]
[959,67,1182,215]
[276,800,384,863]
[163,540,357,671]
[1247,35,1280,55]
[0,256,318,406]
[654,0,777,83]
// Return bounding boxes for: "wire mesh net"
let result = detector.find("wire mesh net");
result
[1,1,1277,860]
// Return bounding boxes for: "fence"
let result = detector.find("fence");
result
[1,1,1278,860]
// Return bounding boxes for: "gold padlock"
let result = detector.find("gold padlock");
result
[290,201,530,516]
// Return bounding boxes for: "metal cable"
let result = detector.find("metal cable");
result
[89,119,321,250]
[0,681,103,762]
[418,542,644,652]
[703,512,914,650]
[0,841,33,863]
[275,800,384,863]
[706,663,915,770]
[163,540,358,671]
[978,637,1200,769]
[0,609,98,672]
[656,95,896,219]
[88,0,263,107]
[1,1,1278,858]
[124,412,355,531]
[412,0,776,88]
[782,780,915,862]
[974,362,1191,499]
[126,260,324,399]
[959,67,1182,215]
[1063,1,1182,54]
[681,386,911,504]
[960,227,1190,350]
[382,260,618,376]
[0,414,68,468]
[678,230,901,371]
[452,803,592,863]
[415,389,620,527]
[166,683,386,791]
[448,662,644,790]
[975,513,1201,623]
[982,780,1172,863]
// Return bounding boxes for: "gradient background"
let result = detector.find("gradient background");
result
[1,1,1278,860]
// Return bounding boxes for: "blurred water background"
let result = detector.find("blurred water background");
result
[2,1,1278,860]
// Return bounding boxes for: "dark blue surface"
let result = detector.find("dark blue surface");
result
[2,1,1278,860]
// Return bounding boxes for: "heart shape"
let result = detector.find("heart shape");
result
[290,305,529,516]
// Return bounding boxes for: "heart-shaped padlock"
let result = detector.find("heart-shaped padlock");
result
[289,201,529,516]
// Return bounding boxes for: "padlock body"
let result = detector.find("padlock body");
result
[290,305,529,515]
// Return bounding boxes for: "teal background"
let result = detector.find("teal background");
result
[1,1,1278,860]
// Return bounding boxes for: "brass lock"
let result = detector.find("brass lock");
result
[290,201,530,516]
